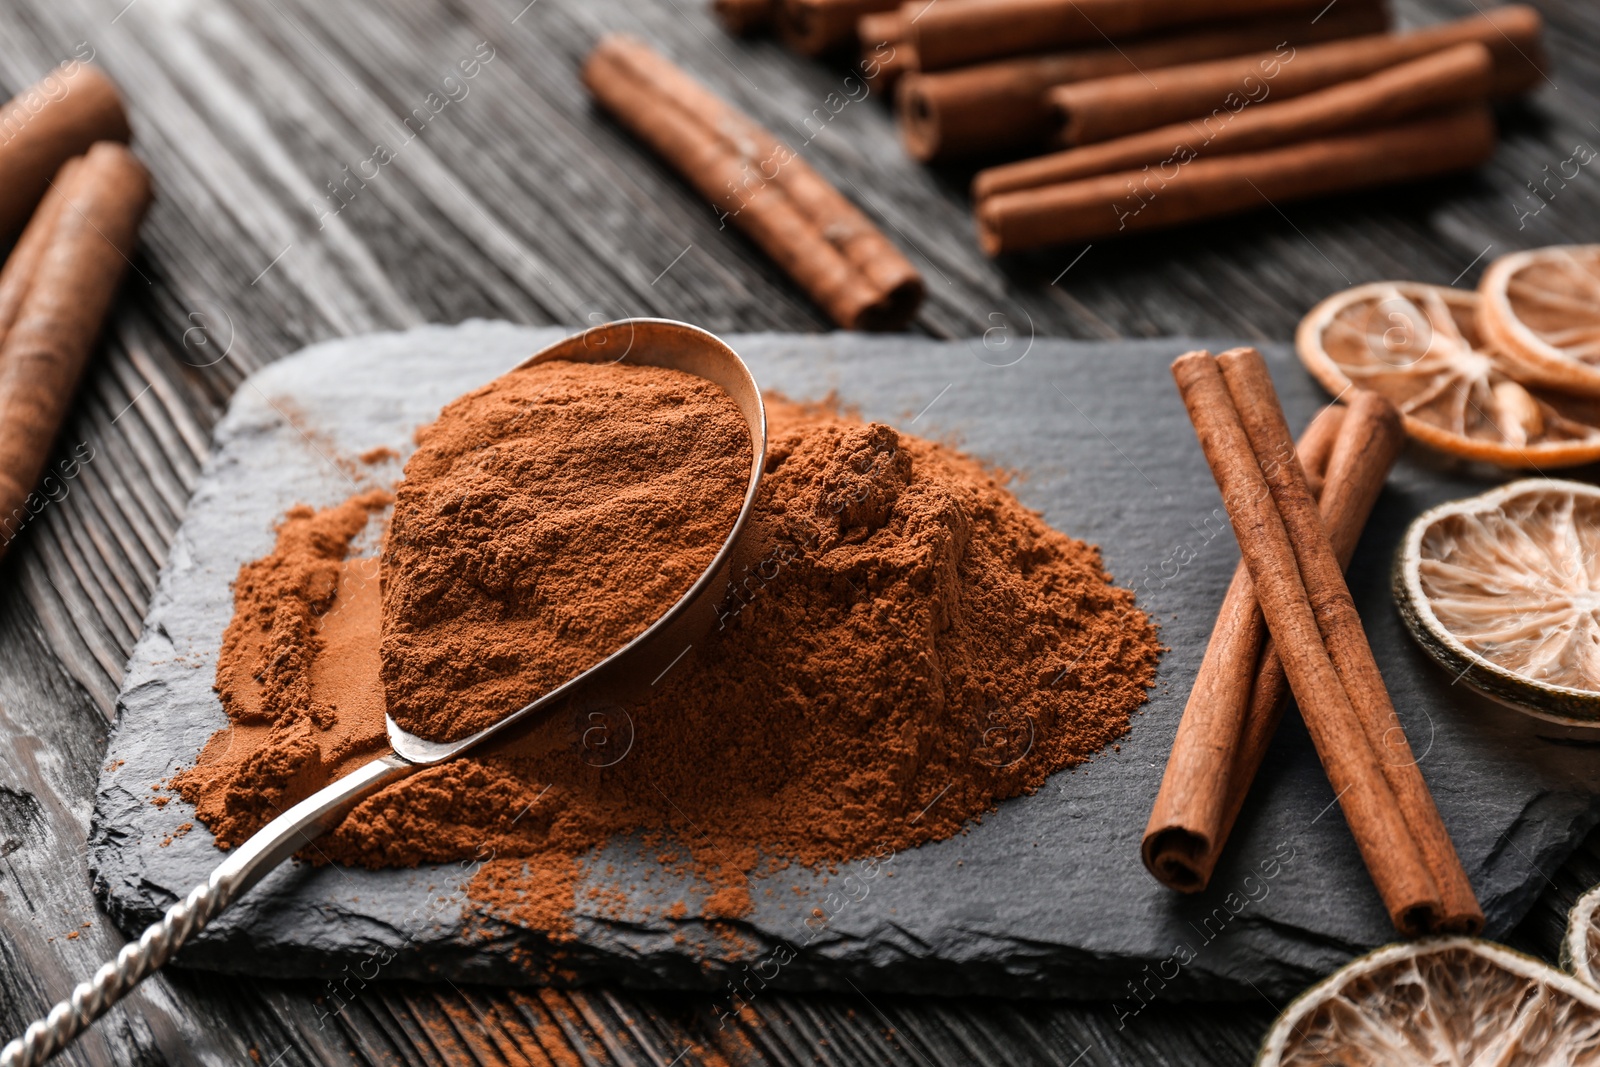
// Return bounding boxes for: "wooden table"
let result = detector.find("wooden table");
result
[0,0,1596,1063]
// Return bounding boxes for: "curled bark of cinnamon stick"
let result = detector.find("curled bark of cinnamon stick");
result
[1046,5,1542,147]
[1142,393,1408,893]
[906,0,1331,72]
[974,107,1495,255]
[583,34,923,330]
[975,43,1492,198]
[0,62,131,241]
[0,143,152,558]
[898,1,1388,163]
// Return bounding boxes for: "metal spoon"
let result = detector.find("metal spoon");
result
[1,319,768,1067]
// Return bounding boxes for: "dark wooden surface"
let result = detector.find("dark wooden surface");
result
[0,0,1597,1063]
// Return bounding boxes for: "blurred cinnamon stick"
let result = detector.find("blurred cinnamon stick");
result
[0,62,130,240]
[858,9,911,91]
[976,43,1491,198]
[975,107,1495,255]
[583,34,923,330]
[780,0,900,55]
[715,0,777,36]
[1047,5,1542,147]
[897,0,1388,162]
[0,143,151,557]
[906,0,1333,71]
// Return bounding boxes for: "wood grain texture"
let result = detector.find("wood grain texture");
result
[0,0,1594,1063]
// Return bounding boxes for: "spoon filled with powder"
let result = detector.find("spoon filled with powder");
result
[2,319,765,1067]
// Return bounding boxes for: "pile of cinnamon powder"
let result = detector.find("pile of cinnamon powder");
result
[177,378,1161,942]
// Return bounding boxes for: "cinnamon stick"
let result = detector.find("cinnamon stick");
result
[906,0,1332,72]
[780,0,899,55]
[0,160,80,339]
[1217,350,1481,933]
[898,1,1388,163]
[1142,393,1406,893]
[582,35,923,330]
[976,43,1491,198]
[715,0,777,36]
[1046,6,1543,147]
[1171,351,1449,937]
[0,62,130,240]
[0,143,152,558]
[974,107,1495,255]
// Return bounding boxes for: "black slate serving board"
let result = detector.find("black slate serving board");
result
[89,321,1600,1001]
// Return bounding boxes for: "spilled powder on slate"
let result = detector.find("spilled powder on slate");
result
[177,389,1161,948]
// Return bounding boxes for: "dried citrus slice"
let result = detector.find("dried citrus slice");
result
[1563,884,1600,992]
[1394,479,1600,726]
[1257,937,1600,1065]
[1480,245,1600,397]
[1297,281,1600,468]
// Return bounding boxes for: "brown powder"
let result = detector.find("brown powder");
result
[382,359,750,742]
[177,393,1160,941]
[176,489,392,845]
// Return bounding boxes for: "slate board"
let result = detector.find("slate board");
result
[88,320,1600,1001]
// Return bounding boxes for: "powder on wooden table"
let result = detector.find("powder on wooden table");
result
[177,391,1161,943]
[382,358,750,742]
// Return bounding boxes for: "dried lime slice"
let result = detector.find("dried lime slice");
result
[1297,281,1600,469]
[1257,937,1600,1065]
[1480,245,1600,397]
[1565,884,1600,992]
[1394,479,1600,726]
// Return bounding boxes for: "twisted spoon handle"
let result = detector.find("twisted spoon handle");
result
[1,754,417,1067]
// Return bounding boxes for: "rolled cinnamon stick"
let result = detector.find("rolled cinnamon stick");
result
[1172,350,1445,936]
[0,143,152,558]
[907,0,1331,72]
[583,35,924,330]
[1217,349,1481,934]
[715,0,776,36]
[976,43,1491,198]
[899,0,1388,163]
[0,62,131,241]
[780,0,899,55]
[1047,6,1542,147]
[1143,393,1408,893]
[975,106,1495,255]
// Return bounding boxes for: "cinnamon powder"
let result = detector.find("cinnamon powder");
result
[380,359,749,742]
[177,386,1161,942]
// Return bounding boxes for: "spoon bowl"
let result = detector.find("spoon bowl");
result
[387,318,768,764]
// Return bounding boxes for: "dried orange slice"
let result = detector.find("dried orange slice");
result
[1394,479,1600,726]
[1564,884,1600,992]
[1257,937,1600,1065]
[1480,246,1600,397]
[1297,281,1600,469]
